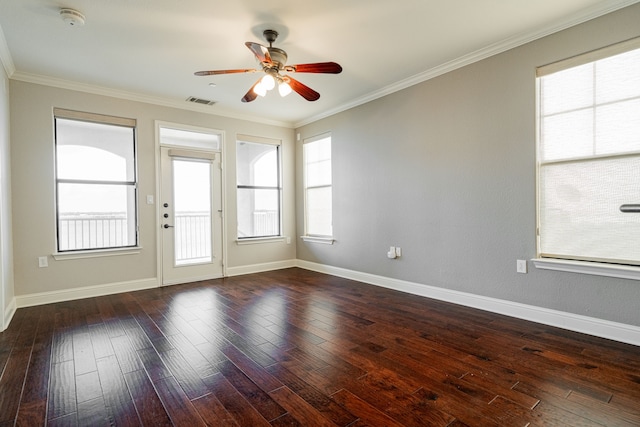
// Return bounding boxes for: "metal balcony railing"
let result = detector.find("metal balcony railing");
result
[58,213,129,251]
[173,212,211,265]
[60,210,277,259]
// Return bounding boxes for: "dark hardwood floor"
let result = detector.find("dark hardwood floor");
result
[1,268,639,426]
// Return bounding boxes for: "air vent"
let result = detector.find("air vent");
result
[186,96,216,106]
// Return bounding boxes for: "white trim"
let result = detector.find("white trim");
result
[2,297,16,332]
[226,259,297,277]
[296,260,640,347]
[236,236,285,245]
[15,278,159,308]
[154,122,163,286]
[533,258,640,281]
[10,71,292,128]
[155,121,228,283]
[301,236,334,245]
[5,259,640,346]
[52,247,142,261]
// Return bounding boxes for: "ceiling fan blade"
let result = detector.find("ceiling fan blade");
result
[241,78,262,103]
[286,76,320,101]
[245,42,272,64]
[195,69,258,76]
[284,62,342,74]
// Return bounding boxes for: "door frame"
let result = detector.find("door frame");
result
[154,120,227,285]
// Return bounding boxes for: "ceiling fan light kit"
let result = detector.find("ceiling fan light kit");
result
[195,29,342,103]
[260,73,276,90]
[278,81,292,97]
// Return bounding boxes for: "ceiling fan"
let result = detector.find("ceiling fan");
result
[195,29,342,103]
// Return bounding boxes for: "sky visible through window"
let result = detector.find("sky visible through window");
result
[57,146,129,214]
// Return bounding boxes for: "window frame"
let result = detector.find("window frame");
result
[302,133,334,243]
[53,108,139,255]
[235,135,283,241]
[534,37,640,280]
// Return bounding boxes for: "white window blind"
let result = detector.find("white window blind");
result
[537,39,640,266]
[304,135,332,237]
[54,109,138,252]
[236,136,282,239]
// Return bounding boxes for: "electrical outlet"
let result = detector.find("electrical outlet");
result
[516,259,527,274]
[38,256,48,268]
[387,246,397,259]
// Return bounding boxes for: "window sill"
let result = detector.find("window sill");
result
[301,236,335,245]
[532,258,640,281]
[236,236,285,245]
[53,247,142,261]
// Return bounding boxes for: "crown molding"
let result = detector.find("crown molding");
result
[294,0,640,128]
[3,1,638,129]
[9,70,294,128]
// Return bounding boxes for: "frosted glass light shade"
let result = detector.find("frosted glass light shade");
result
[253,82,267,97]
[261,74,275,90]
[278,82,292,97]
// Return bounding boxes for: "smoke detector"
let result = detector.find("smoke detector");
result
[60,8,85,27]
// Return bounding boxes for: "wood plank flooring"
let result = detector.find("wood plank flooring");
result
[1,267,639,426]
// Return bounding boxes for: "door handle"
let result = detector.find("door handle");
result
[163,224,174,228]
[620,204,640,213]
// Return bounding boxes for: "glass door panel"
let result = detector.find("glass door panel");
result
[173,159,212,266]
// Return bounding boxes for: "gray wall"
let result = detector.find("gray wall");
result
[295,4,640,327]
[10,82,296,297]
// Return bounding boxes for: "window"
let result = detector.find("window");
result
[236,136,281,239]
[303,134,332,238]
[159,126,221,151]
[536,38,640,267]
[54,109,138,252]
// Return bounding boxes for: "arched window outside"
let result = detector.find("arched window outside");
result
[236,137,281,239]
[54,109,138,252]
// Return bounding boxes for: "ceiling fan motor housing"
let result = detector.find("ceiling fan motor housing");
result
[267,48,288,69]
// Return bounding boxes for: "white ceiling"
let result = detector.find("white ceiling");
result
[0,0,637,127]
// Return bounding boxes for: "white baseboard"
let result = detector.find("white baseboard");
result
[226,259,297,277]
[9,260,640,347]
[296,260,640,347]
[2,297,16,332]
[16,278,159,308]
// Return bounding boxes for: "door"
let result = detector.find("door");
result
[160,146,223,285]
